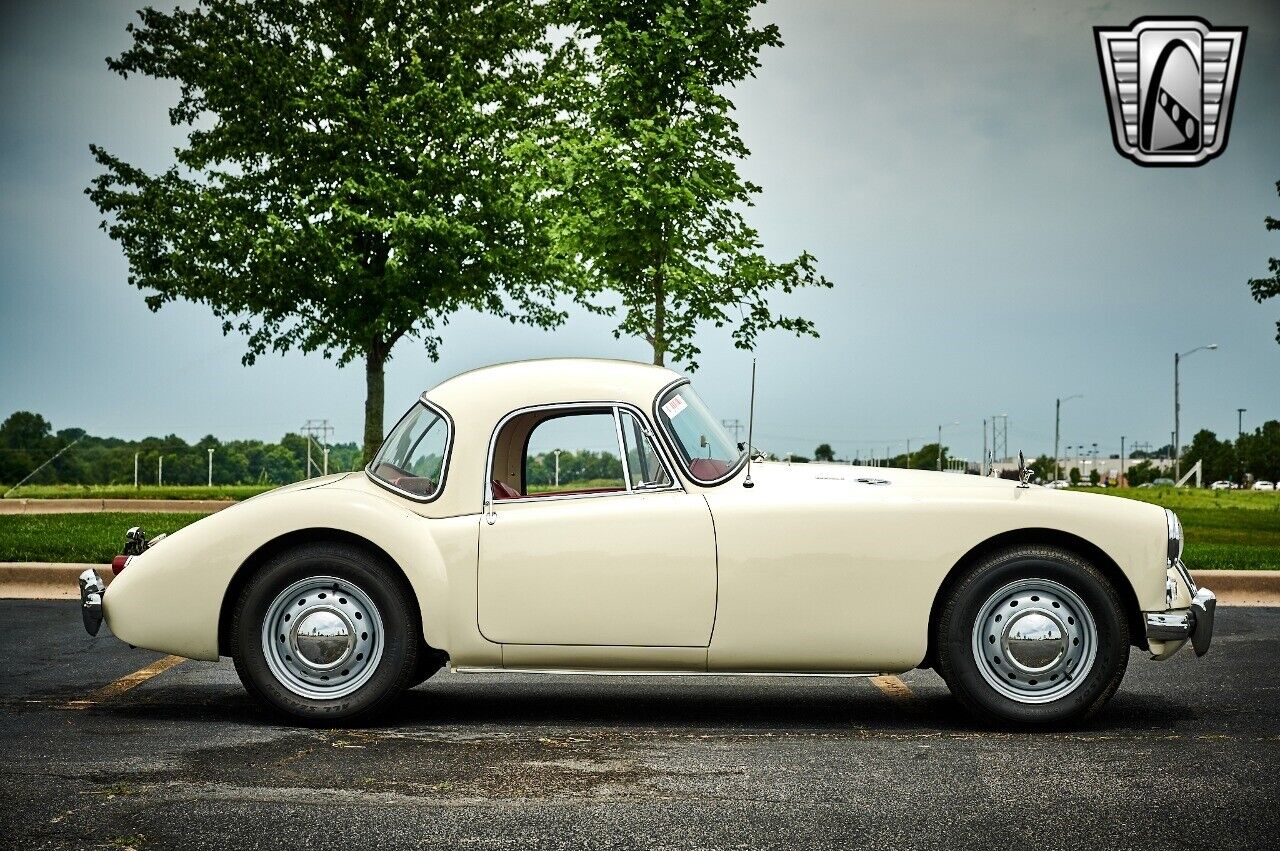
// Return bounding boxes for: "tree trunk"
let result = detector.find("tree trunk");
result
[362,350,387,465]
[651,272,666,366]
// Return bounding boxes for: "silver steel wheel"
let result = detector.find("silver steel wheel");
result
[970,578,1098,704]
[261,575,385,701]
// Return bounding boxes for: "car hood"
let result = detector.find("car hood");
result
[740,461,1022,491]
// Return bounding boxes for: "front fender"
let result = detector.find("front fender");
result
[103,483,453,661]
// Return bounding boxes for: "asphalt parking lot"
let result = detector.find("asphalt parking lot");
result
[2,601,1277,850]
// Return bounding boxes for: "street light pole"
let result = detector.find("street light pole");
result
[1054,395,1083,482]
[1174,344,1218,480]
[208,448,214,487]
[937,422,958,472]
[1238,408,1246,437]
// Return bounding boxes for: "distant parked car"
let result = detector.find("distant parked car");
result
[1152,478,1176,487]
[1044,479,1071,489]
[1209,481,1233,490]
[1253,480,1276,491]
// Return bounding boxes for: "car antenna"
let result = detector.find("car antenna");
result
[743,357,757,489]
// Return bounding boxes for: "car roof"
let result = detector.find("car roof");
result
[412,358,688,517]
[423,358,681,406]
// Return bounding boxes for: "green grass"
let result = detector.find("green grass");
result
[1075,487,1280,570]
[2,484,276,501]
[527,478,627,494]
[0,512,210,563]
[1,486,1275,570]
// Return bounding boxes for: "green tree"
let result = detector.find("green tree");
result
[1028,454,1056,483]
[87,0,578,462]
[813,443,836,462]
[1088,468,1100,486]
[556,0,831,370]
[1248,179,1280,344]
[1069,466,1081,486]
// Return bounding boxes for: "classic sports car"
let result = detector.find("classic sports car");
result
[79,359,1215,725]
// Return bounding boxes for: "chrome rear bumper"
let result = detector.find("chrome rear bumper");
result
[78,568,105,636]
[1146,586,1216,656]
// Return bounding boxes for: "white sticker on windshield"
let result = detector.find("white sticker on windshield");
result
[662,395,688,419]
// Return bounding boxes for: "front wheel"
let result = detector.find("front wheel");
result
[231,542,421,724]
[935,546,1129,725]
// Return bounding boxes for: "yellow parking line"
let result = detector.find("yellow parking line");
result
[869,674,915,702]
[63,655,185,710]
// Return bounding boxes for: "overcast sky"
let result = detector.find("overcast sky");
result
[2,0,1277,463]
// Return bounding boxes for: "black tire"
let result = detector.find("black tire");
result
[935,545,1130,726]
[231,541,420,724]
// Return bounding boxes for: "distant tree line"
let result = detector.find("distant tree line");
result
[1167,423,1280,485]
[525,451,624,487]
[0,411,362,487]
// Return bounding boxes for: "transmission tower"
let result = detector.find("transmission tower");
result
[300,419,334,477]
[990,415,1009,463]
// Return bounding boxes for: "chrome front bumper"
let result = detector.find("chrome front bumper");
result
[1146,586,1216,657]
[78,568,105,636]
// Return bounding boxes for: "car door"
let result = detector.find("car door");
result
[477,405,717,647]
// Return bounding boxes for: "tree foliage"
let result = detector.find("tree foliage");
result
[87,0,580,460]
[813,443,836,462]
[554,0,831,370]
[1249,179,1280,344]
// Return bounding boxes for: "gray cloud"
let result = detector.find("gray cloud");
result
[1,0,1277,462]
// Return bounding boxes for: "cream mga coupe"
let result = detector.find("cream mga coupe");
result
[78,359,1215,725]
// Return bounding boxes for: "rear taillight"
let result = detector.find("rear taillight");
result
[111,555,129,576]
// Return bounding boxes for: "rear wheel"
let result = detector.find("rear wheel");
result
[935,546,1129,725]
[232,541,420,724]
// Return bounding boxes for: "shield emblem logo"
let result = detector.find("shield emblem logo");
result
[1094,17,1246,166]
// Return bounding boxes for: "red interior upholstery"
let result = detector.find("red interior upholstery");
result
[491,480,521,500]
[689,458,729,480]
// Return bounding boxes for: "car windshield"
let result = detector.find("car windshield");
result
[368,402,449,498]
[656,384,744,484]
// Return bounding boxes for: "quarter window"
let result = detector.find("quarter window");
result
[369,403,450,498]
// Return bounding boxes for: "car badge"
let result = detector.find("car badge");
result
[1094,17,1246,166]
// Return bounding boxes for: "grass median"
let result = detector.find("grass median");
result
[2,484,275,501]
[0,512,210,563]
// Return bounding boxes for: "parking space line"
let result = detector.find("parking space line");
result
[869,674,915,702]
[62,655,185,710]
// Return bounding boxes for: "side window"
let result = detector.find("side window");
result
[620,411,672,490]
[524,412,626,496]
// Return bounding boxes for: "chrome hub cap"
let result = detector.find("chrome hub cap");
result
[262,576,384,700]
[971,578,1097,704]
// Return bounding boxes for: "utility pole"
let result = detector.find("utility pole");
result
[982,419,988,476]
[207,448,214,487]
[553,449,562,487]
[134,452,139,489]
[1238,408,1246,437]
[1054,395,1083,482]
[158,455,163,487]
[1120,435,1126,487]
[722,419,743,444]
[1174,344,1218,479]
[906,438,912,470]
